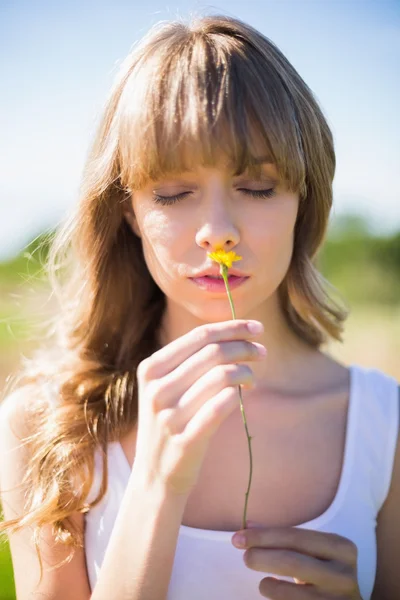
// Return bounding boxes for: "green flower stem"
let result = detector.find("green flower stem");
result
[220,264,253,530]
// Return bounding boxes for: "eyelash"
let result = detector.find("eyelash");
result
[152,188,276,206]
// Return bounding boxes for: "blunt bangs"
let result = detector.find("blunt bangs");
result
[117,28,307,198]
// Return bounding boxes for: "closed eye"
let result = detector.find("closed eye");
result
[153,192,191,205]
[152,188,276,206]
[238,188,276,199]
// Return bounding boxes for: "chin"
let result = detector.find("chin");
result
[187,300,253,324]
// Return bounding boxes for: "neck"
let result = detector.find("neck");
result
[158,291,324,395]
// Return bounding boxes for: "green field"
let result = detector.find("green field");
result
[0,537,14,600]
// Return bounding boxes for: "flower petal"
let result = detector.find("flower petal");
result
[207,249,242,269]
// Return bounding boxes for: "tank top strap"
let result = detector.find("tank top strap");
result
[354,365,399,513]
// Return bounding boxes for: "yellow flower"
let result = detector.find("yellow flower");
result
[207,248,242,270]
[207,245,253,531]
[206,247,243,317]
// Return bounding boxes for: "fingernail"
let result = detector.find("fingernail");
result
[247,321,264,334]
[232,533,247,548]
[254,343,267,356]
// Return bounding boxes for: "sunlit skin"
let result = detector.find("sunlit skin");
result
[123,161,362,598]
[123,160,328,390]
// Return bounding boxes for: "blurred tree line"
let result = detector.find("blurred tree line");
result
[0,213,399,307]
[318,214,400,306]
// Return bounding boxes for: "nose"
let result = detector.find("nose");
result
[195,189,240,253]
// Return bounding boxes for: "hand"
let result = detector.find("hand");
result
[133,319,266,496]
[232,524,362,599]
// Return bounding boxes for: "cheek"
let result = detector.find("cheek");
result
[254,199,297,278]
[257,197,297,247]
[138,212,184,283]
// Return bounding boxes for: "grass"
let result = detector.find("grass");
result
[0,538,15,600]
[324,303,400,381]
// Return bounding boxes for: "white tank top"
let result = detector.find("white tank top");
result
[83,364,399,600]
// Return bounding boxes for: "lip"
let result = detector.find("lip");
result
[189,275,249,292]
[191,266,249,278]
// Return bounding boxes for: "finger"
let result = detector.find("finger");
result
[235,526,358,566]
[139,320,264,379]
[169,338,264,397]
[181,385,245,441]
[153,339,262,413]
[243,548,354,594]
[258,577,326,600]
[173,362,254,424]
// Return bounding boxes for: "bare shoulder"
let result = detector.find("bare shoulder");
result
[371,385,400,600]
[0,386,91,600]
[0,385,35,485]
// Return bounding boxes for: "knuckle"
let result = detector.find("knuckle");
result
[206,342,226,363]
[226,386,239,400]
[198,320,247,343]
[208,398,227,420]
[326,532,343,554]
[214,386,239,409]
[175,432,192,454]
[158,408,176,434]
[136,358,148,378]
[259,577,281,598]
[221,365,235,386]
[196,324,214,344]
[338,573,358,595]
[346,540,358,564]
[329,533,357,563]
[222,363,245,385]
[137,357,152,380]
[273,528,297,547]
[212,364,229,384]
[276,549,299,571]
[148,380,166,411]
[331,561,357,593]
[233,319,249,333]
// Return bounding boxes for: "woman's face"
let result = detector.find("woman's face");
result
[124,160,299,323]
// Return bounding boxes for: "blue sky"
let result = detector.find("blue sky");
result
[1,0,399,260]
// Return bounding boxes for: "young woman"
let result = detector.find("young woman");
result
[0,14,399,600]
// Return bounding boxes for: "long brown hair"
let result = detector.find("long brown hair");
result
[0,13,348,582]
